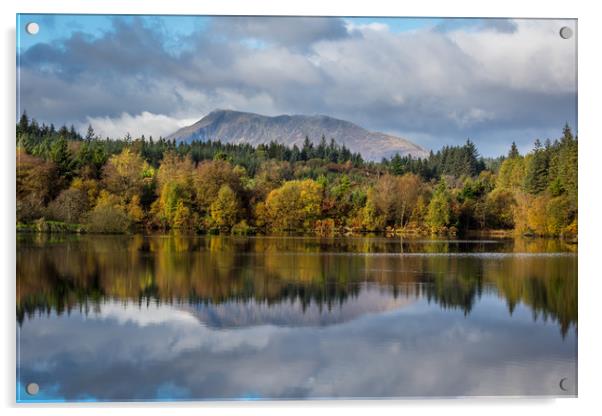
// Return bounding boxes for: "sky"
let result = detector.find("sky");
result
[16,14,577,157]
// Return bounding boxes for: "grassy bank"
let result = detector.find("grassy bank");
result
[17,219,84,234]
[16,220,577,242]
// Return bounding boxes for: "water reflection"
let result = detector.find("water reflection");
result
[16,234,577,401]
[17,234,577,334]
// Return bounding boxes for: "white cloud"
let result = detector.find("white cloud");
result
[83,111,197,139]
[344,21,390,34]
[449,19,577,93]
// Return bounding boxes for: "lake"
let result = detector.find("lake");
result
[16,234,577,401]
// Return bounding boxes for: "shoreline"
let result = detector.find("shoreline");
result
[16,220,577,242]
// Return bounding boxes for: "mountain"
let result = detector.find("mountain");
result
[166,109,429,161]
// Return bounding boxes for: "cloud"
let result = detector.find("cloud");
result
[83,112,197,139]
[479,18,519,33]
[208,16,350,50]
[345,21,390,34]
[17,16,577,156]
[434,18,518,34]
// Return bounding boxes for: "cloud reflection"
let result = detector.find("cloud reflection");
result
[18,291,576,401]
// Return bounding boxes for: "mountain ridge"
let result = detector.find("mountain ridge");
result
[166,109,429,161]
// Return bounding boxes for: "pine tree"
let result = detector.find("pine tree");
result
[508,142,520,158]
[17,111,29,137]
[524,139,549,194]
[85,124,96,142]
[50,137,75,179]
[562,122,573,142]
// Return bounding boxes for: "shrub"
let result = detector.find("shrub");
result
[232,220,255,235]
[17,194,46,223]
[85,205,131,233]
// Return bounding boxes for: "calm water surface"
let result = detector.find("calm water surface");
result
[16,235,577,401]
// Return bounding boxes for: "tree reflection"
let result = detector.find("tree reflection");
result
[17,234,577,336]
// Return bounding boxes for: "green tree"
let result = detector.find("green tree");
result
[484,188,515,229]
[49,136,75,180]
[152,181,195,229]
[17,111,29,137]
[508,141,520,158]
[524,139,549,194]
[496,154,525,190]
[426,180,452,232]
[85,124,96,141]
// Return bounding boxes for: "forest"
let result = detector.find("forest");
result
[15,112,578,238]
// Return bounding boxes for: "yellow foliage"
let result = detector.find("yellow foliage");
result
[172,201,194,229]
[103,148,151,200]
[315,218,336,235]
[484,188,515,229]
[127,195,144,223]
[95,190,122,209]
[514,192,575,237]
[361,188,385,231]
[210,185,240,230]
[194,160,243,212]
[262,179,322,230]
[152,181,195,229]
[497,156,525,190]
[156,152,194,190]
[526,195,547,235]
[71,177,100,207]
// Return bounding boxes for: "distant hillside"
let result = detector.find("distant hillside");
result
[166,109,429,161]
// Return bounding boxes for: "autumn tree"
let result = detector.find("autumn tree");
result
[193,160,244,215]
[260,179,322,230]
[47,188,89,223]
[360,188,386,231]
[85,191,132,233]
[16,149,59,221]
[103,148,153,202]
[151,181,196,229]
[426,180,452,232]
[372,175,398,225]
[250,160,293,204]
[210,185,240,230]
[371,174,423,227]
[484,188,515,229]
[396,174,423,227]
[156,152,195,191]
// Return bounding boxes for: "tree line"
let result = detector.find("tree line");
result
[16,112,578,237]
